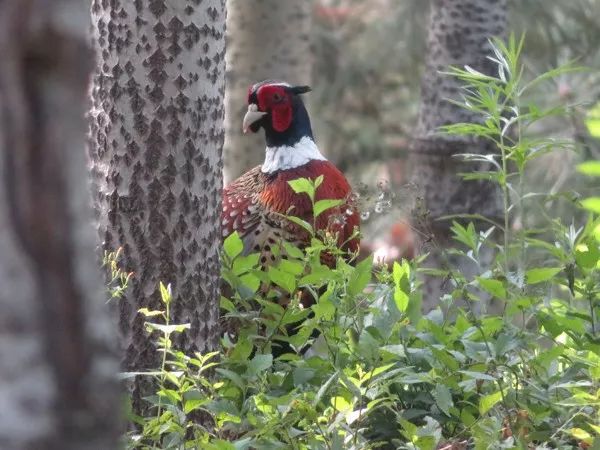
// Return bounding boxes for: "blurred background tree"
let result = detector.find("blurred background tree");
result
[0,0,120,447]
[224,0,313,182]
[408,0,507,308]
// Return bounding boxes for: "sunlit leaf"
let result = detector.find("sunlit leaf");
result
[479,390,504,415]
[525,267,562,284]
[577,161,600,177]
[476,277,506,299]
[314,199,343,217]
[223,232,244,259]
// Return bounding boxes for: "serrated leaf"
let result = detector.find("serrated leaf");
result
[459,370,496,381]
[314,199,343,217]
[223,232,244,259]
[394,288,409,313]
[279,259,304,276]
[288,178,315,201]
[330,396,352,413]
[282,240,304,259]
[246,354,273,377]
[159,282,172,305]
[286,215,314,235]
[300,264,334,285]
[314,174,324,189]
[268,267,296,294]
[313,372,338,407]
[479,390,504,415]
[476,277,506,299]
[293,367,316,386]
[312,296,335,321]
[569,428,593,444]
[184,398,207,414]
[577,161,600,177]
[232,253,260,275]
[138,308,164,317]
[145,322,191,334]
[239,273,260,294]
[525,267,561,284]
[433,384,453,416]
[581,197,600,214]
[215,368,245,389]
[347,255,372,296]
[220,296,235,312]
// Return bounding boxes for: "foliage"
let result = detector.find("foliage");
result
[122,38,600,449]
[103,247,132,300]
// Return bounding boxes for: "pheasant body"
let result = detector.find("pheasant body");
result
[222,80,359,264]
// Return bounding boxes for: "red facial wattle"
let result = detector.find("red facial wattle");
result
[256,85,293,132]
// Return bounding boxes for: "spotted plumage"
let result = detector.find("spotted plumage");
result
[222,80,360,266]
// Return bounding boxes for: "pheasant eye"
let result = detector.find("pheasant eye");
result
[272,92,282,102]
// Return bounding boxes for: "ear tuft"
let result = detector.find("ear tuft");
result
[290,85,311,95]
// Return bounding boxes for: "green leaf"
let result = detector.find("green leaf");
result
[568,428,593,444]
[288,178,315,201]
[159,282,172,305]
[215,368,245,389]
[232,253,260,275]
[286,215,314,235]
[279,259,304,276]
[239,273,260,294]
[459,370,496,381]
[246,354,273,377]
[576,242,600,269]
[230,339,253,361]
[393,260,411,291]
[314,174,324,189]
[220,296,235,312]
[394,288,409,313]
[525,267,562,284]
[282,240,304,259]
[577,161,600,177]
[223,232,244,259]
[138,308,164,317]
[268,267,296,294]
[586,102,600,138]
[479,390,504,415]
[347,255,372,296]
[312,296,335,321]
[184,398,207,414]
[293,367,316,386]
[581,197,600,214]
[433,384,453,416]
[314,199,343,217]
[476,277,506,299]
[300,264,334,285]
[145,322,191,335]
[451,221,477,250]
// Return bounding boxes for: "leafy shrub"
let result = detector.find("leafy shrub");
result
[123,37,600,449]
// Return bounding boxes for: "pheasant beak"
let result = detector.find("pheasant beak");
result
[242,104,267,133]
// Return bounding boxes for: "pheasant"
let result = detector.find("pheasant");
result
[222,80,360,266]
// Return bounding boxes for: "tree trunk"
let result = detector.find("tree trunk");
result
[409,0,507,309]
[89,0,225,412]
[0,1,120,448]
[223,0,312,183]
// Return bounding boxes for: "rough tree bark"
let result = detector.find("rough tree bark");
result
[409,0,507,309]
[0,1,120,448]
[89,0,225,412]
[223,0,312,182]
